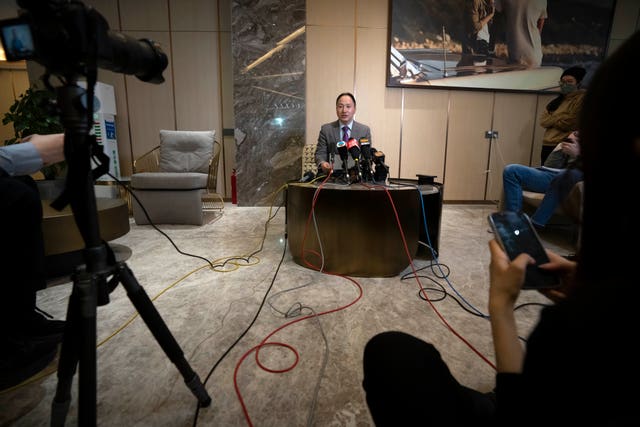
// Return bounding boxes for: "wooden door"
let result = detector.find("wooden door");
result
[485,92,538,202]
[443,90,494,201]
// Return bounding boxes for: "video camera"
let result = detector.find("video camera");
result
[0,0,167,83]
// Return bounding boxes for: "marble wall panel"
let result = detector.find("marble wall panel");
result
[232,0,306,206]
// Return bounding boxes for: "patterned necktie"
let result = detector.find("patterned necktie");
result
[342,125,349,142]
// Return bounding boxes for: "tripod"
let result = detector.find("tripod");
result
[49,82,211,426]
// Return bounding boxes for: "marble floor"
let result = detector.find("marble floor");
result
[0,201,576,426]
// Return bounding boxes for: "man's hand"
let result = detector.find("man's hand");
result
[561,131,580,157]
[24,133,65,166]
[320,161,331,174]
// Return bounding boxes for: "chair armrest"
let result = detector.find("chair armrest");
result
[133,146,160,173]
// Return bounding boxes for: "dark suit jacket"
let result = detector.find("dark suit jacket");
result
[315,120,372,172]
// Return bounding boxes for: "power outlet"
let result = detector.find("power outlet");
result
[485,130,499,139]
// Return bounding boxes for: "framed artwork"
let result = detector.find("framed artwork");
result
[387,0,617,92]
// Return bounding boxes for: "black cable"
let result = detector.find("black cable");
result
[403,260,551,319]
[191,202,288,427]
[102,170,218,268]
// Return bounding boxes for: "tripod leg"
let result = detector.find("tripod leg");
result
[51,271,98,426]
[116,262,212,407]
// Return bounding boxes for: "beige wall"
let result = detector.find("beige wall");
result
[2,0,639,202]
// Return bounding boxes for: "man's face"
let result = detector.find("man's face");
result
[336,95,356,125]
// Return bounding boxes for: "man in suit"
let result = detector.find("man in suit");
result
[315,92,372,176]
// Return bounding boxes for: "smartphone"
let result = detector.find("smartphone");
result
[488,211,560,289]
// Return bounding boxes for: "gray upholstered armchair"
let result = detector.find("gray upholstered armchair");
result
[131,130,221,225]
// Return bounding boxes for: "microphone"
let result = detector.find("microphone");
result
[360,138,372,160]
[336,140,348,169]
[328,141,337,166]
[347,138,362,183]
[359,138,373,181]
[347,138,360,162]
[372,148,389,183]
[336,140,349,182]
[372,148,386,165]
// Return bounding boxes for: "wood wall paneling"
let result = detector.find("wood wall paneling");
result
[485,92,538,201]
[124,31,175,160]
[169,0,218,31]
[355,27,402,176]
[532,93,557,167]
[172,32,221,132]
[218,0,232,32]
[307,0,356,26]
[356,0,388,29]
[443,91,494,200]
[399,88,449,182]
[119,0,169,31]
[305,25,356,147]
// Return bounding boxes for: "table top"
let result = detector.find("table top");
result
[42,197,130,256]
[290,181,439,195]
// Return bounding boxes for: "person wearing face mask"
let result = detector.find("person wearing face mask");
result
[539,66,586,164]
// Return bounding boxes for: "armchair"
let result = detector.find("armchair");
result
[131,130,222,225]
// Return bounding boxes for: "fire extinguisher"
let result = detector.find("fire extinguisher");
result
[231,169,237,204]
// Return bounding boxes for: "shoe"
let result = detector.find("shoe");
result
[0,336,58,391]
[21,308,66,345]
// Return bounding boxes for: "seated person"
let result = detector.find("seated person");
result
[315,92,372,177]
[539,66,586,164]
[502,131,582,228]
[0,133,66,391]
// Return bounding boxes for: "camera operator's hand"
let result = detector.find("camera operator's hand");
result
[23,133,65,166]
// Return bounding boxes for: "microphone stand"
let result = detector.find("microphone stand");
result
[49,76,211,426]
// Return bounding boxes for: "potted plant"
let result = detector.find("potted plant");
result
[2,85,66,180]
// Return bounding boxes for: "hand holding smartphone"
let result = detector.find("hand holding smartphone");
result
[488,211,560,289]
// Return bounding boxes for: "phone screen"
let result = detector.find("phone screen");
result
[488,211,559,289]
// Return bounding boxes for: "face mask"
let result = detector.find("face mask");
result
[560,83,577,94]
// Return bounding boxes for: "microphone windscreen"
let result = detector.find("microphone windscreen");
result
[360,141,372,160]
[347,138,360,159]
[373,150,385,164]
[337,141,348,158]
[328,141,337,154]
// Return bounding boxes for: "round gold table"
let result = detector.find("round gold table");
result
[287,183,422,277]
[42,197,130,280]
